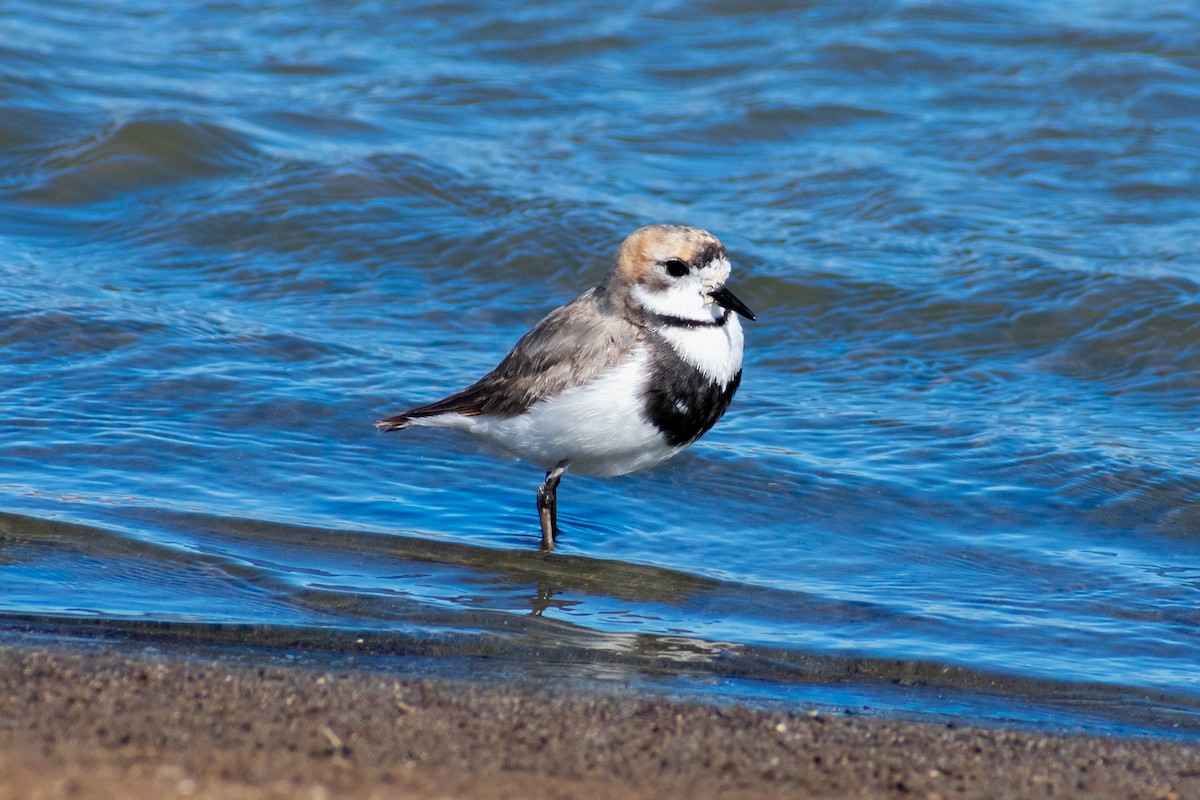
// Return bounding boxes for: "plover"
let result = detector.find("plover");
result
[376,224,755,550]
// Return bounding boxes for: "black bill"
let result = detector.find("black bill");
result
[709,284,757,321]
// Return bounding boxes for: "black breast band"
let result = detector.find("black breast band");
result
[640,338,742,447]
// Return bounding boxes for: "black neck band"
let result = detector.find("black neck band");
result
[644,309,730,329]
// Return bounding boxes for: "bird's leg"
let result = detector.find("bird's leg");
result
[537,462,568,551]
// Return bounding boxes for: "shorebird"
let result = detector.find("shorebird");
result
[376,224,755,550]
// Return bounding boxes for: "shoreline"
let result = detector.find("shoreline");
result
[1,637,1198,799]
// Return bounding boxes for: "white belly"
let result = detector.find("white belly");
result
[468,347,680,477]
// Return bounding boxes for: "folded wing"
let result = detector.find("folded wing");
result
[376,287,643,431]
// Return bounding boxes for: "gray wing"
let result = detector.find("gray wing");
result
[376,287,643,430]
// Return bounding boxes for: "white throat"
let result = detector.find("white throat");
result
[655,314,744,384]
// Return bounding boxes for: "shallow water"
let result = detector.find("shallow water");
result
[3,0,1200,738]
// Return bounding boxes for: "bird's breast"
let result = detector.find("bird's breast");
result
[641,324,744,448]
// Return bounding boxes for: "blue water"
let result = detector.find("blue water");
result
[3,0,1200,738]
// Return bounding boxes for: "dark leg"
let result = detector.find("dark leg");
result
[536,462,568,551]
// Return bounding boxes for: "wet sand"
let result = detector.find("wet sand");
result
[1,641,1197,800]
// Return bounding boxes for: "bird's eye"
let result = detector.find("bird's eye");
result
[664,259,690,277]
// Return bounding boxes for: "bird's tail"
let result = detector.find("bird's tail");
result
[376,387,488,433]
[374,414,413,432]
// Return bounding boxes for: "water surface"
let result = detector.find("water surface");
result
[2,0,1200,738]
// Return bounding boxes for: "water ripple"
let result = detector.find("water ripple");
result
[1,0,1200,736]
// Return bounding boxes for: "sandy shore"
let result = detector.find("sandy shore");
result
[0,640,1196,800]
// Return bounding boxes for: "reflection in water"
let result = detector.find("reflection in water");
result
[530,582,564,617]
